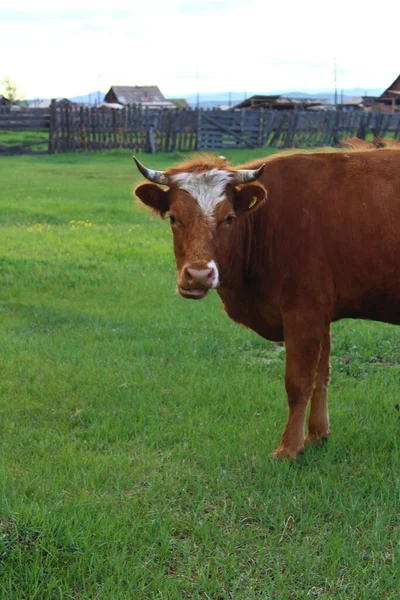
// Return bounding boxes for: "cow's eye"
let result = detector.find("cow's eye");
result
[226,214,234,224]
[169,215,176,224]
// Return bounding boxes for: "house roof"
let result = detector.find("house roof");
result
[233,95,280,109]
[380,74,400,98]
[343,97,363,105]
[29,98,74,108]
[233,95,330,110]
[105,85,167,105]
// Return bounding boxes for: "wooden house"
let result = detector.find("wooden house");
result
[362,74,400,112]
[379,74,400,111]
[104,86,175,108]
[30,98,76,109]
[0,95,11,106]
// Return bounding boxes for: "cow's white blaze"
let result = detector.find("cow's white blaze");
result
[207,260,219,288]
[171,169,233,218]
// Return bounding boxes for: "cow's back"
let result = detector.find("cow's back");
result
[258,149,400,325]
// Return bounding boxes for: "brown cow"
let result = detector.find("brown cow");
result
[133,148,400,459]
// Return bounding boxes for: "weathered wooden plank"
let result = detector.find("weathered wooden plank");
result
[199,112,258,149]
[0,114,49,121]
[0,118,49,127]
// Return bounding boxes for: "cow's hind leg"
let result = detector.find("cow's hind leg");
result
[273,311,326,460]
[306,325,331,445]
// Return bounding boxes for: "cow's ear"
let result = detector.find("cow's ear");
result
[234,184,266,216]
[135,183,170,217]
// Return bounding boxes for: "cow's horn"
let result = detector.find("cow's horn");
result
[232,164,265,184]
[133,156,170,185]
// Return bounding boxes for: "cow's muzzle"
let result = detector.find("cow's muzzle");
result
[178,265,217,300]
[178,287,209,300]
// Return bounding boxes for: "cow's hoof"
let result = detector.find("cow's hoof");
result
[305,431,330,446]
[271,445,305,460]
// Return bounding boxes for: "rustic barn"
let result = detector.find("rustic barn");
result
[30,98,76,109]
[233,95,330,111]
[362,74,400,113]
[379,74,400,112]
[103,86,175,108]
[338,97,364,112]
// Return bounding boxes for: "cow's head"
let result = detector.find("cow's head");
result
[133,156,266,299]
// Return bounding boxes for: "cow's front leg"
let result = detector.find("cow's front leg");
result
[306,325,331,445]
[273,312,325,459]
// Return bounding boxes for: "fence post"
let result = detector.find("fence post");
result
[80,106,87,152]
[257,108,264,147]
[195,108,201,150]
[357,112,367,140]
[285,110,300,147]
[332,110,341,145]
[48,99,56,153]
[323,112,336,146]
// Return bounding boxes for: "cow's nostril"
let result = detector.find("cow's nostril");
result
[185,267,214,288]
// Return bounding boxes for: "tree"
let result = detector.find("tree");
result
[1,77,27,105]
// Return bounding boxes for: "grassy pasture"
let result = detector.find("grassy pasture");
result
[0,129,49,152]
[0,149,399,599]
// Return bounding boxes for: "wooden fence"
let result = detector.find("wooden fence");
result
[48,104,198,153]
[0,106,50,129]
[48,104,400,153]
[1,103,400,155]
[267,110,400,148]
[0,106,50,154]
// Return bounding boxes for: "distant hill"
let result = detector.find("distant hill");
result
[27,91,107,106]
[69,91,106,104]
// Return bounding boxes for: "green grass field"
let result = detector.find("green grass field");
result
[0,129,48,152]
[0,149,399,599]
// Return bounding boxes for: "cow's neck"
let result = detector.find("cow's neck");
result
[221,210,270,291]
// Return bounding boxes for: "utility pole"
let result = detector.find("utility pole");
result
[340,68,344,105]
[334,58,338,107]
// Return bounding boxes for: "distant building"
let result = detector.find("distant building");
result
[29,98,76,109]
[338,97,364,112]
[361,74,400,112]
[378,74,400,111]
[103,86,175,108]
[0,95,11,106]
[233,95,332,111]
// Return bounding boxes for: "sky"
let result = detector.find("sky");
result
[1,0,399,101]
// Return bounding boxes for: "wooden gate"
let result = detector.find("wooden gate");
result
[197,108,275,150]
